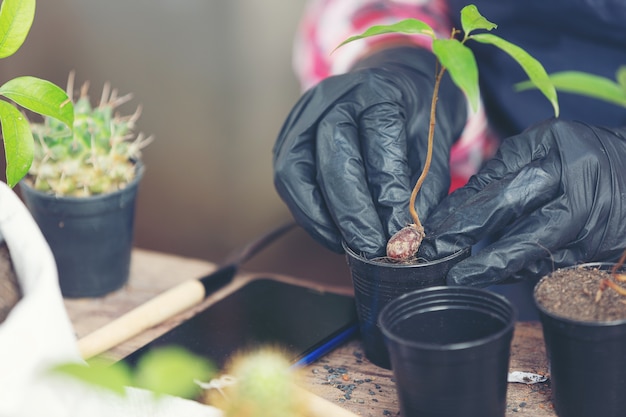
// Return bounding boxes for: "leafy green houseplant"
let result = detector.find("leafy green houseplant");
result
[19,72,152,298]
[0,0,73,318]
[0,0,74,186]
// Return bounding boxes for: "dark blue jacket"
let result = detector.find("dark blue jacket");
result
[449,0,626,137]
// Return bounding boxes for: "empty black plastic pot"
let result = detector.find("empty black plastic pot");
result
[343,242,470,368]
[534,263,626,417]
[20,164,144,298]
[379,286,516,417]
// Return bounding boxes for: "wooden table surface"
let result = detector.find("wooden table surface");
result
[64,248,555,416]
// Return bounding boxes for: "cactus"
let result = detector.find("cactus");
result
[206,347,308,417]
[26,72,153,197]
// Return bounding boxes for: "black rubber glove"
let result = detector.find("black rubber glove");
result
[273,46,467,257]
[419,119,626,286]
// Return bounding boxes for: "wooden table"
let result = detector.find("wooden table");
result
[64,249,555,416]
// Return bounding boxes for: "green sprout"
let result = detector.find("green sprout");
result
[516,65,626,108]
[51,346,216,400]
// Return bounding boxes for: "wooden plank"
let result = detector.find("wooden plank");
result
[64,249,555,416]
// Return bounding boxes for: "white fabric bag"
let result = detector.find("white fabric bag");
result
[0,182,222,417]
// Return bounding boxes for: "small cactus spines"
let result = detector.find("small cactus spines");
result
[26,71,153,197]
[206,347,309,417]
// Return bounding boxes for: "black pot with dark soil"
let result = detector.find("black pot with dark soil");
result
[534,263,626,417]
[343,242,470,368]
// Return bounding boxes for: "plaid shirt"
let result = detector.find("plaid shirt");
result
[293,0,499,191]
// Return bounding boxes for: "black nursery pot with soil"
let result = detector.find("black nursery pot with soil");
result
[343,241,470,368]
[534,263,626,417]
[20,165,144,298]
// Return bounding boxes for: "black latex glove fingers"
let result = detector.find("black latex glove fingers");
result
[274,70,414,255]
[420,119,626,286]
[274,46,467,257]
[315,99,415,256]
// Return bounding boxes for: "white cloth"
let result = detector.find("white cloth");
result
[0,182,221,417]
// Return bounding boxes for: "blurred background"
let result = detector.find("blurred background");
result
[0,0,352,288]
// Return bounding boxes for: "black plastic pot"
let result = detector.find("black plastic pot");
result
[379,286,516,417]
[20,164,144,298]
[534,263,626,417]
[343,242,470,368]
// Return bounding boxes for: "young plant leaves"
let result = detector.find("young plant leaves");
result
[0,0,35,59]
[516,69,626,108]
[432,39,479,112]
[471,33,559,117]
[0,76,75,128]
[460,4,497,35]
[52,358,133,396]
[0,100,33,187]
[133,346,216,399]
[618,66,626,92]
[335,18,435,51]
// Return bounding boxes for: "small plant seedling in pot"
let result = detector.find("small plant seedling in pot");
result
[337,4,559,262]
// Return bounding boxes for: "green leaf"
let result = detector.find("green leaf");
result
[460,4,497,36]
[471,33,559,117]
[0,99,33,187]
[617,66,626,92]
[432,38,480,112]
[516,71,626,108]
[0,0,35,59]
[133,346,216,399]
[0,76,74,128]
[51,359,134,396]
[335,18,435,51]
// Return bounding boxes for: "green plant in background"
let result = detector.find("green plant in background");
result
[0,0,74,187]
[337,4,559,260]
[516,65,626,108]
[52,346,216,400]
[25,71,153,197]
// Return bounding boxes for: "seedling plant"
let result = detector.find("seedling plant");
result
[337,4,559,262]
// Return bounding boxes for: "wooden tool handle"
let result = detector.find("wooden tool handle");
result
[296,386,360,417]
[77,279,206,360]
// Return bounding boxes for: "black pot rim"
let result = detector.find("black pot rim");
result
[379,285,516,351]
[534,262,626,327]
[19,161,145,203]
[342,241,470,269]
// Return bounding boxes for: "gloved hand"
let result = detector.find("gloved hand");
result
[273,46,467,257]
[419,119,626,286]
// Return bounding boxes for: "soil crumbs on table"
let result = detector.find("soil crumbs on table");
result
[535,266,626,322]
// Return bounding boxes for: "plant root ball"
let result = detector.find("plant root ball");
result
[386,224,425,261]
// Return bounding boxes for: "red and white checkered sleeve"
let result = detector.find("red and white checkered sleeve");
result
[292,0,499,190]
[293,0,453,91]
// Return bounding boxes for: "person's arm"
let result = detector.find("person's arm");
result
[293,0,453,91]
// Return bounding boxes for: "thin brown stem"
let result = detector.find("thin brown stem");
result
[611,249,626,281]
[408,66,447,228]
